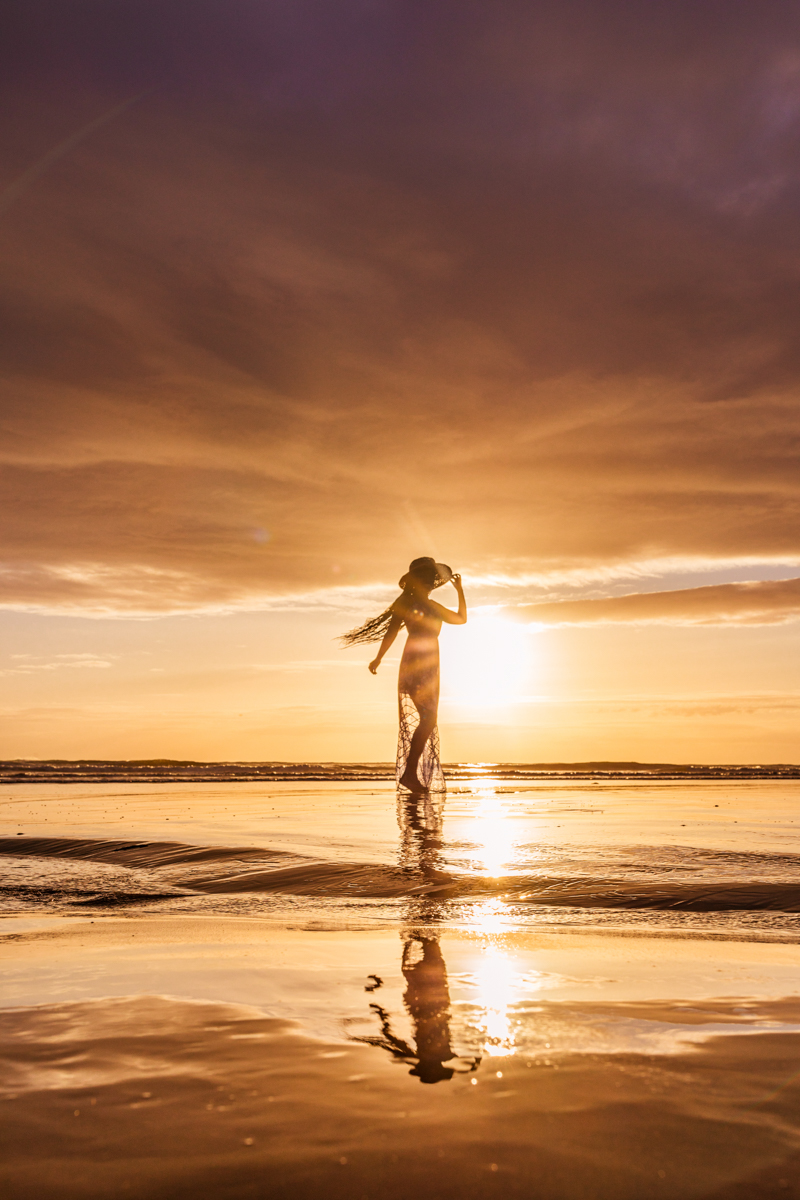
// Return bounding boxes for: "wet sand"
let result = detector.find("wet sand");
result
[2,990,800,1200]
[2,777,800,1196]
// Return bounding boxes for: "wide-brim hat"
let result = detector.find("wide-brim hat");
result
[408,556,453,588]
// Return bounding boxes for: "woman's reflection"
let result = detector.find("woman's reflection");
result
[349,793,480,1084]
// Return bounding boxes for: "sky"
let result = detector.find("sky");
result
[2,0,800,763]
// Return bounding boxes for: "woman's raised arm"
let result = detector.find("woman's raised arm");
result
[427,574,467,625]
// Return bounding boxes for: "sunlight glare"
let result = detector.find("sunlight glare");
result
[468,941,547,1056]
[440,612,536,708]
[470,792,516,877]
[460,930,551,1057]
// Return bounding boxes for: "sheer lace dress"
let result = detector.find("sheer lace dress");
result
[394,599,445,792]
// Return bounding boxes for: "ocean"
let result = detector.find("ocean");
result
[2,764,800,1197]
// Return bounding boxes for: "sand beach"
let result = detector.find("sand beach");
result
[2,768,800,1197]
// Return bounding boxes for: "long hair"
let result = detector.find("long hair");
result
[339,557,450,648]
[339,607,396,648]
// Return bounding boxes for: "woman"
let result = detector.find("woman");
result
[340,557,467,792]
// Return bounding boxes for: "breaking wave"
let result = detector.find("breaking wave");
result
[2,760,799,783]
[4,836,800,912]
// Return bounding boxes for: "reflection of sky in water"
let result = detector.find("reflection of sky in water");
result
[442,930,800,1063]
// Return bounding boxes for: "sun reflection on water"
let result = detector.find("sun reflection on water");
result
[470,791,516,877]
[472,944,518,1055]
[459,921,548,1058]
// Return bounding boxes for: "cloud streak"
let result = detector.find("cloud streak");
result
[0,89,153,217]
[1,654,113,676]
[516,578,800,627]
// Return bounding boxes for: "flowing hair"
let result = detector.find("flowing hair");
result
[339,558,450,648]
[339,607,396,648]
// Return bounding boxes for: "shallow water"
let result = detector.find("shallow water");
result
[3,773,800,1197]
[3,777,800,932]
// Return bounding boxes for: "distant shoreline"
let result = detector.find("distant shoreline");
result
[2,760,799,783]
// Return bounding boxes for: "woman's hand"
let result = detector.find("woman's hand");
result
[368,657,381,674]
[452,573,463,590]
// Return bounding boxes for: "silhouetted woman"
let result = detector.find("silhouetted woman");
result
[340,557,467,792]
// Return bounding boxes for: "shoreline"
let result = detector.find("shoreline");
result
[3,760,800,784]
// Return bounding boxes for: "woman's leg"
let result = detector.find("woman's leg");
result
[399,708,436,791]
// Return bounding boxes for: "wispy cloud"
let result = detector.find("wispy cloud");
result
[516,578,800,627]
[1,654,113,676]
[250,659,363,673]
[2,3,800,615]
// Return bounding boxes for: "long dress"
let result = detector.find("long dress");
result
[395,599,445,792]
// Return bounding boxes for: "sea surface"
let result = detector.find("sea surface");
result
[2,764,800,932]
[3,765,800,1197]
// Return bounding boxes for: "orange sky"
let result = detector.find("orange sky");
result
[2,1,800,762]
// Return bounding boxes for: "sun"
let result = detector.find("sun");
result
[439,611,537,708]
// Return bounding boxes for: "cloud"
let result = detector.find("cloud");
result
[251,659,363,672]
[515,577,800,627]
[2,2,800,613]
[1,654,113,676]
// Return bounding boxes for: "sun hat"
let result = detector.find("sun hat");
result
[341,557,457,646]
[402,557,453,589]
